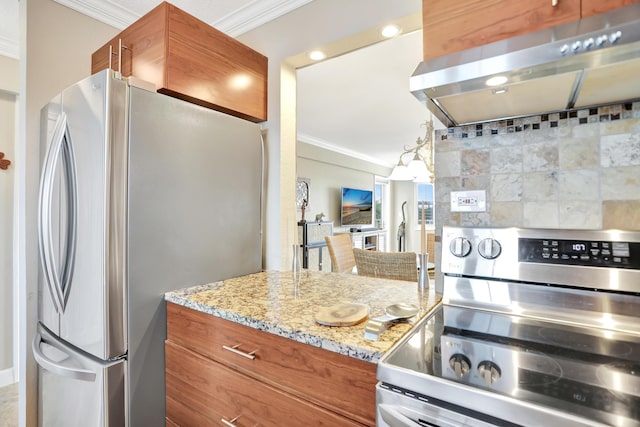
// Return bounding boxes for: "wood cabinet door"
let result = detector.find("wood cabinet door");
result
[90,2,267,122]
[91,41,113,75]
[166,341,366,427]
[422,0,581,60]
[166,303,377,426]
[582,0,640,17]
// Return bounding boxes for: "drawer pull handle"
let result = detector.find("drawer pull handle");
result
[221,415,240,426]
[222,344,256,360]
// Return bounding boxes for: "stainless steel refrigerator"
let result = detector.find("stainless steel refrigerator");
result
[32,69,263,426]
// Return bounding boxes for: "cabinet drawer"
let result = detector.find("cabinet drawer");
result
[166,340,364,427]
[167,303,376,426]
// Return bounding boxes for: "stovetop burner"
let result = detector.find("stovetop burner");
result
[538,326,634,358]
[381,304,640,426]
[377,227,640,427]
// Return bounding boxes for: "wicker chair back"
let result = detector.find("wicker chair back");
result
[353,248,418,282]
[324,234,356,273]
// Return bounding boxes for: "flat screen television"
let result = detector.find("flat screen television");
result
[341,187,373,227]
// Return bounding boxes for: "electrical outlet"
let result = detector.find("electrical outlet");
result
[450,190,486,212]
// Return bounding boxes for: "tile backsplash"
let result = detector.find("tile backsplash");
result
[434,101,640,232]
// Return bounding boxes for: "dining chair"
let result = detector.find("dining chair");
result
[353,248,418,282]
[325,234,356,273]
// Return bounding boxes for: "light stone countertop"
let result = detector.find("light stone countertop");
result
[165,270,441,364]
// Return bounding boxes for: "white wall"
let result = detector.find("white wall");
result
[297,141,391,232]
[0,54,18,386]
[0,56,19,92]
[296,142,432,253]
[238,0,421,269]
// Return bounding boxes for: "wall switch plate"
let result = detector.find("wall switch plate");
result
[450,190,486,212]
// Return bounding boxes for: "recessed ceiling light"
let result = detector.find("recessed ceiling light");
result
[308,50,326,61]
[486,76,508,86]
[492,87,509,95]
[381,24,401,38]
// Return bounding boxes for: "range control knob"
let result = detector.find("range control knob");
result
[596,35,608,46]
[477,361,501,386]
[478,238,502,259]
[610,30,622,43]
[449,237,472,258]
[583,37,594,49]
[449,354,472,378]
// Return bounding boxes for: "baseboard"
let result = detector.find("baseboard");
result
[0,367,17,387]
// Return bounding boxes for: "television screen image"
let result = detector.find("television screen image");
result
[341,187,373,226]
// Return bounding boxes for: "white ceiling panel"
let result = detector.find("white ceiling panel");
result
[297,30,434,168]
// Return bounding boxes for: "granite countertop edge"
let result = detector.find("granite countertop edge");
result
[165,271,440,364]
[165,291,385,363]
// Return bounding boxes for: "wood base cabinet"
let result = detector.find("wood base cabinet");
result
[166,341,363,426]
[165,303,377,426]
[91,2,267,122]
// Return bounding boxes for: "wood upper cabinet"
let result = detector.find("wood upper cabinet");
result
[582,0,640,17]
[165,302,377,426]
[92,2,267,122]
[422,0,639,61]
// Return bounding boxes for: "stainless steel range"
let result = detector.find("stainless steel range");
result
[377,226,640,427]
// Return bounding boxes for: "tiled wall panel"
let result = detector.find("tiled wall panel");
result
[434,101,640,233]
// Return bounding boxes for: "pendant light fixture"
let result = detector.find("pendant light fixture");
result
[388,118,435,183]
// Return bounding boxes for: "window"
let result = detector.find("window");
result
[417,183,434,225]
[374,179,388,229]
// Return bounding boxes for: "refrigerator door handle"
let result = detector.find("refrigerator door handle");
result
[38,112,79,312]
[32,333,96,382]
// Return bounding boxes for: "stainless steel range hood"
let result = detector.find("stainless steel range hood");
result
[411,3,640,128]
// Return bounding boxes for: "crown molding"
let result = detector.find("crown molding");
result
[54,0,137,29]
[214,0,313,37]
[0,35,19,60]
[0,1,310,67]
[297,132,393,168]
[53,0,312,36]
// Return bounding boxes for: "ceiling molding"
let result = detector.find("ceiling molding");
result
[54,0,138,30]
[297,132,393,169]
[214,0,313,37]
[53,0,312,36]
[0,35,19,60]
[3,0,311,59]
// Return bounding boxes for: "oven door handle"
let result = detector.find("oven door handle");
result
[379,403,462,427]
[379,404,416,427]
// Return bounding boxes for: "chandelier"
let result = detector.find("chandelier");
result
[388,118,435,182]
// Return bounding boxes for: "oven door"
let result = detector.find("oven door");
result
[377,384,507,427]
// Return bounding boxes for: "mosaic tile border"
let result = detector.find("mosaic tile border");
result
[436,101,640,140]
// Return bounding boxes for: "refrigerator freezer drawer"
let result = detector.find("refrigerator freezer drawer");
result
[33,324,126,427]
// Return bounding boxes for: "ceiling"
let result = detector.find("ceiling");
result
[297,29,433,168]
[1,0,434,168]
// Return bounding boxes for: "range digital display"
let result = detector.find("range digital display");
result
[519,238,640,269]
[561,241,588,254]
